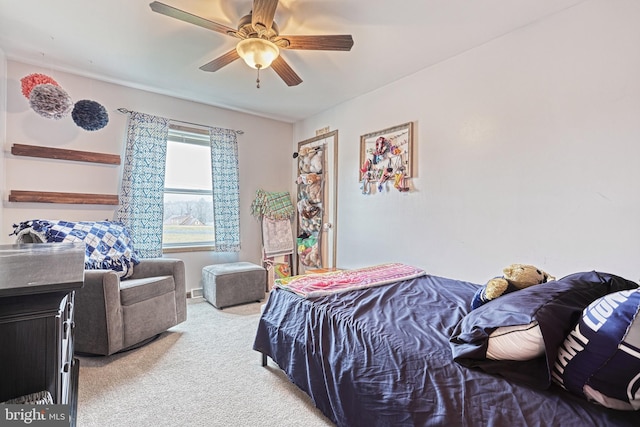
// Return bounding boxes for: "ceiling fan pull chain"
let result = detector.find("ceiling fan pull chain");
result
[256,65,261,89]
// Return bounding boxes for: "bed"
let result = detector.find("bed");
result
[253,265,640,426]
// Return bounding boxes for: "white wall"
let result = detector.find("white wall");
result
[0,49,6,232]
[294,0,640,283]
[3,60,293,291]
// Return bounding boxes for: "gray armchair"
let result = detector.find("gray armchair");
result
[74,258,187,356]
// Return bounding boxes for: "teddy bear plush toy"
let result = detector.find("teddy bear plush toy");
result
[471,263,556,310]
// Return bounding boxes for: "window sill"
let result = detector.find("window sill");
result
[162,245,215,254]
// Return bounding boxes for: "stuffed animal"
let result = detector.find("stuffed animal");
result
[309,151,323,174]
[297,199,322,234]
[471,264,556,310]
[306,180,322,203]
[298,147,323,174]
[305,245,321,267]
[297,237,321,267]
[295,173,321,185]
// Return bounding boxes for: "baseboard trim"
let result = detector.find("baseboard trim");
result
[187,288,204,299]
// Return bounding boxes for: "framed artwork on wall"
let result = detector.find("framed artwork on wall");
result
[359,122,413,194]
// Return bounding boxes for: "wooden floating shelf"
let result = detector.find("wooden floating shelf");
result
[11,144,121,165]
[9,191,119,205]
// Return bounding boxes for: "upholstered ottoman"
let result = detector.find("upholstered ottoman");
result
[202,262,266,309]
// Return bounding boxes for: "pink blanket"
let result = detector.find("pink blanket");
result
[274,263,426,298]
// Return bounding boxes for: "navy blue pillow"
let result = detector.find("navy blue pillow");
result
[449,271,638,389]
[553,288,640,409]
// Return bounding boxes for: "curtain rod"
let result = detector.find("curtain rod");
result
[116,108,244,135]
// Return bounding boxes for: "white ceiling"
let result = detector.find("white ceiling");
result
[0,0,585,123]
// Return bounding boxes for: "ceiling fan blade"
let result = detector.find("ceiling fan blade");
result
[251,0,279,33]
[271,56,302,86]
[199,49,241,72]
[276,35,354,51]
[149,1,237,37]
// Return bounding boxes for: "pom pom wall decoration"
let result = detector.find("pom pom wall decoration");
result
[20,73,59,98]
[29,84,74,120]
[21,73,109,130]
[72,100,109,131]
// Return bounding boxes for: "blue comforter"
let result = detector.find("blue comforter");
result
[253,274,640,426]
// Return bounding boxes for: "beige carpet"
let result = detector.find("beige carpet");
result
[77,297,334,427]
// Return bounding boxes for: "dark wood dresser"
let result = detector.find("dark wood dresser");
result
[0,243,84,424]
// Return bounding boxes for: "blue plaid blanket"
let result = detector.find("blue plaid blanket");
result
[12,220,140,278]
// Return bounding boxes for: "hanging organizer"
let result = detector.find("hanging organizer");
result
[296,145,325,271]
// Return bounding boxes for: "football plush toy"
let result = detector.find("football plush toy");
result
[471,263,555,310]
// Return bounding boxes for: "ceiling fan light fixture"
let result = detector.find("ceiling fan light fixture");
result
[236,38,279,70]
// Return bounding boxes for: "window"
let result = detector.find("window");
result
[163,126,215,250]
[118,111,240,257]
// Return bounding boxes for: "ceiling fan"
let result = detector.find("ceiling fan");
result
[149,0,354,88]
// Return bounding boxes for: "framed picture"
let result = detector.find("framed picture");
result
[359,122,413,192]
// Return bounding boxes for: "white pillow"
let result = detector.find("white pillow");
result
[486,321,545,361]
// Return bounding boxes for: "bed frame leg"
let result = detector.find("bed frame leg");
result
[261,353,267,367]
